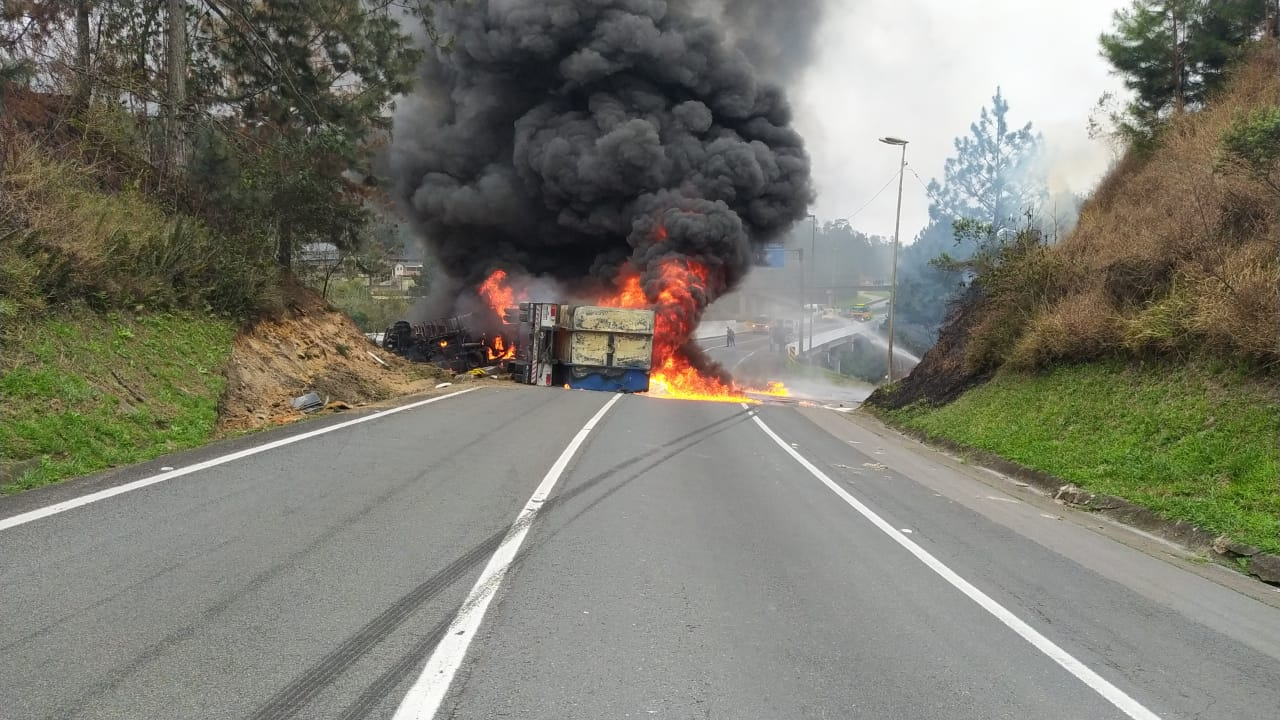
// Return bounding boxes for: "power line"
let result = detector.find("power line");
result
[837,166,904,225]
[907,166,946,210]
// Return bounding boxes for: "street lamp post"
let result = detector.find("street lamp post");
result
[806,213,816,354]
[879,136,908,383]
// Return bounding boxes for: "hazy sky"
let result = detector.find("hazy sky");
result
[791,0,1129,243]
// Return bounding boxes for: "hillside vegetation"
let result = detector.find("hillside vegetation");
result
[0,2,461,493]
[868,43,1279,572]
[980,46,1275,377]
[0,128,449,494]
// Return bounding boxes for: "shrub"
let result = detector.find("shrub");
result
[0,136,281,322]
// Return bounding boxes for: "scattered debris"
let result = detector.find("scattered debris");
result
[291,392,324,413]
[435,382,453,389]
[863,462,888,470]
[217,285,453,433]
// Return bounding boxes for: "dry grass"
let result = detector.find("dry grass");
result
[0,133,282,325]
[1009,288,1123,370]
[982,43,1280,372]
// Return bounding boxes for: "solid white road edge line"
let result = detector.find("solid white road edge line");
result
[392,392,623,720]
[0,388,481,533]
[744,404,1164,720]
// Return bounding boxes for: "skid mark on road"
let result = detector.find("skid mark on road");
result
[39,391,560,720]
[390,394,624,720]
[0,389,481,533]
[255,403,752,720]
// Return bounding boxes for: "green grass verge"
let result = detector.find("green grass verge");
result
[877,361,1280,553]
[0,310,236,494]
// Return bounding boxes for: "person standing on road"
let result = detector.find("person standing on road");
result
[726,325,735,347]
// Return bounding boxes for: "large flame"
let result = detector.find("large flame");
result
[599,259,788,403]
[477,247,789,402]
[487,335,516,361]
[479,269,517,317]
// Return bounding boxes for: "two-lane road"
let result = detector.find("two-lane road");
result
[2,386,1278,719]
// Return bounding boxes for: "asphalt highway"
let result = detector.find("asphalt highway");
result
[2,385,1278,719]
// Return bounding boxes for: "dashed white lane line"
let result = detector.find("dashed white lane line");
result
[392,393,623,720]
[0,388,482,533]
[731,350,758,370]
[744,404,1163,720]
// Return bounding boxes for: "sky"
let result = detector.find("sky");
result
[790,0,1131,244]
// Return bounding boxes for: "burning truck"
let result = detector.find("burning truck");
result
[388,3,815,402]
[380,313,514,373]
[382,301,657,394]
[504,303,655,393]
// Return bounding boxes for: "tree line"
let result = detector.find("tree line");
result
[1095,0,1277,148]
[0,1,443,275]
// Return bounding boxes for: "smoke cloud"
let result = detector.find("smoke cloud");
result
[391,0,817,369]
[685,0,826,84]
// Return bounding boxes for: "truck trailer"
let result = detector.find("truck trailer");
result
[506,302,656,394]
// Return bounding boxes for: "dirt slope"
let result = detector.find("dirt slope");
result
[218,285,453,432]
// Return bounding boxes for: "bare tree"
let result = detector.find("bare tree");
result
[164,0,187,174]
[70,0,92,115]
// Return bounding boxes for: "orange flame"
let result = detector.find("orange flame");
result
[479,269,517,317]
[487,335,516,361]
[599,255,788,403]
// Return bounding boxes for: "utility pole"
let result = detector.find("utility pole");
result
[807,213,816,354]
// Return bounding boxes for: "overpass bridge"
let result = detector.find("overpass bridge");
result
[785,317,921,378]
[706,285,893,320]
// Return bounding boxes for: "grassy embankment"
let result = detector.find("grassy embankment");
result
[1,133,277,493]
[875,362,1278,554]
[865,45,1280,557]
[0,313,235,494]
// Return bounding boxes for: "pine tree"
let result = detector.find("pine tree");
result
[893,89,1048,348]
[192,0,425,266]
[1100,0,1269,129]
[927,87,1047,235]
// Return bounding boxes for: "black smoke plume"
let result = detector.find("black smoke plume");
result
[686,0,826,84]
[392,0,816,378]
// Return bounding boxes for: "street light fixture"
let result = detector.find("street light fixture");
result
[879,136,908,383]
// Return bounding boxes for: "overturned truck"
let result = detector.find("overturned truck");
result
[381,314,500,372]
[506,303,656,393]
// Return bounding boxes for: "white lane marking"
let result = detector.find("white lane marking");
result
[392,393,623,720]
[0,388,481,533]
[746,408,1163,720]
[731,350,758,370]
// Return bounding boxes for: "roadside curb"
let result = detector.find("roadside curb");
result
[861,410,1280,588]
